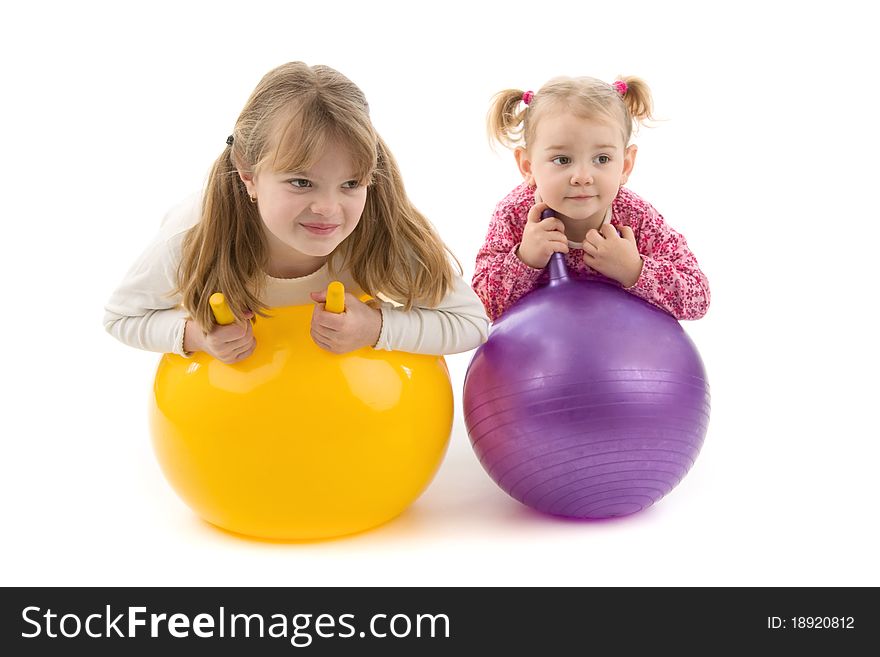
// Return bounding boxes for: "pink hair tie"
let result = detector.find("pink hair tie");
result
[522,90,534,106]
[612,80,628,96]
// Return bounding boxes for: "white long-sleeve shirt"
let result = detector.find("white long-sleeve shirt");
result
[103,194,489,356]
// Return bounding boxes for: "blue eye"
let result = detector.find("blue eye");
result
[289,178,311,188]
[552,156,571,165]
[594,155,611,165]
[342,180,361,189]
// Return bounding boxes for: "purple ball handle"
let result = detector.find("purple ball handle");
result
[540,208,569,284]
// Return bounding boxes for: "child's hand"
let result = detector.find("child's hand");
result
[582,224,643,287]
[184,312,256,363]
[517,199,569,269]
[309,290,383,354]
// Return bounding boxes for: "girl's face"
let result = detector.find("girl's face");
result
[241,139,368,278]
[516,110,637,242]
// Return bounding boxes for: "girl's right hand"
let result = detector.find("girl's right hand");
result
[516,199,569,269]
[184,312,256,363]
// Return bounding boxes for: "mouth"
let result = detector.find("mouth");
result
[566,195,596,201]
[300,223,340,236]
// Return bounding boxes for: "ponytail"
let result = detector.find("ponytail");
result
[615,75,655,127]
[176,145,267,332]
[487,89,530,149]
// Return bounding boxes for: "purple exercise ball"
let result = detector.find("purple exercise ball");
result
[464,247,710,519]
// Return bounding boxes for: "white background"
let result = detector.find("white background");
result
[2,0,877,587]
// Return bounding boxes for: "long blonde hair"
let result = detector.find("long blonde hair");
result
[488,75,655,151]
[178,62,458,331]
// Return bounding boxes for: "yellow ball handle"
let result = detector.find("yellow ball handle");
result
[325,281,345,314]
[209,293,236,326]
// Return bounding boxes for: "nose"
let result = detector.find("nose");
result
[309,191,341,217]
[570,166,594,186]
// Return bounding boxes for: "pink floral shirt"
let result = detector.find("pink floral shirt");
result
[473,184,710,321]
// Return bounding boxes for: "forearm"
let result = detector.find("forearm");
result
[373,278,490,355]
[103,307,190,354]
[472,249,544,321]
[103,209,194,355]
[622,199,711,320]
[624,256,710,320]
[375,307,485,354]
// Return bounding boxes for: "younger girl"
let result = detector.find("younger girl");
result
[104,62,489,361]
[474,76,710,321]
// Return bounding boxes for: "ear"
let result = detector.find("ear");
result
[620,144,638,186]
[514,147,535,188]
[237,168,257,198]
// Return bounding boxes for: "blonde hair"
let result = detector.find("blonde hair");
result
[178,62,458,331]
[488,75,655,151]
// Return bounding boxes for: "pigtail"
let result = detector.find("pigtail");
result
[342,136,458,310]
[487,89,529,149]
[616,75,655,126]
[177,145,267,332]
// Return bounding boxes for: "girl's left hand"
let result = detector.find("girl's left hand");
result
[583,224,644,288]
[309,290,383,354]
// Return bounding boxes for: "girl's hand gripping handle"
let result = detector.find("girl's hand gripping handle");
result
[197,292,256,363]
[541,209,570,284]
[310,281,382,353]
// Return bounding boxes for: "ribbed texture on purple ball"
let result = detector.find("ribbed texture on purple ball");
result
[464,275,709,519]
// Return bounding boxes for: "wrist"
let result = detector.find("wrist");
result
[370,307,383,348]
[515,245,543,269]
[183,319,205,355]
[620,256,644,288]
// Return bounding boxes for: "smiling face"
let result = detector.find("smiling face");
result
[516,108,637,242]
[240,138,369,278]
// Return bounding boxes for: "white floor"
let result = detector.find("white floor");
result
[6,332,877,587]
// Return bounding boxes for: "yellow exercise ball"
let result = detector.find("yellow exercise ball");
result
[149,287,453,540]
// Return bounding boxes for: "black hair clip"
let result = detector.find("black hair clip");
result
[226,135,234,146]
